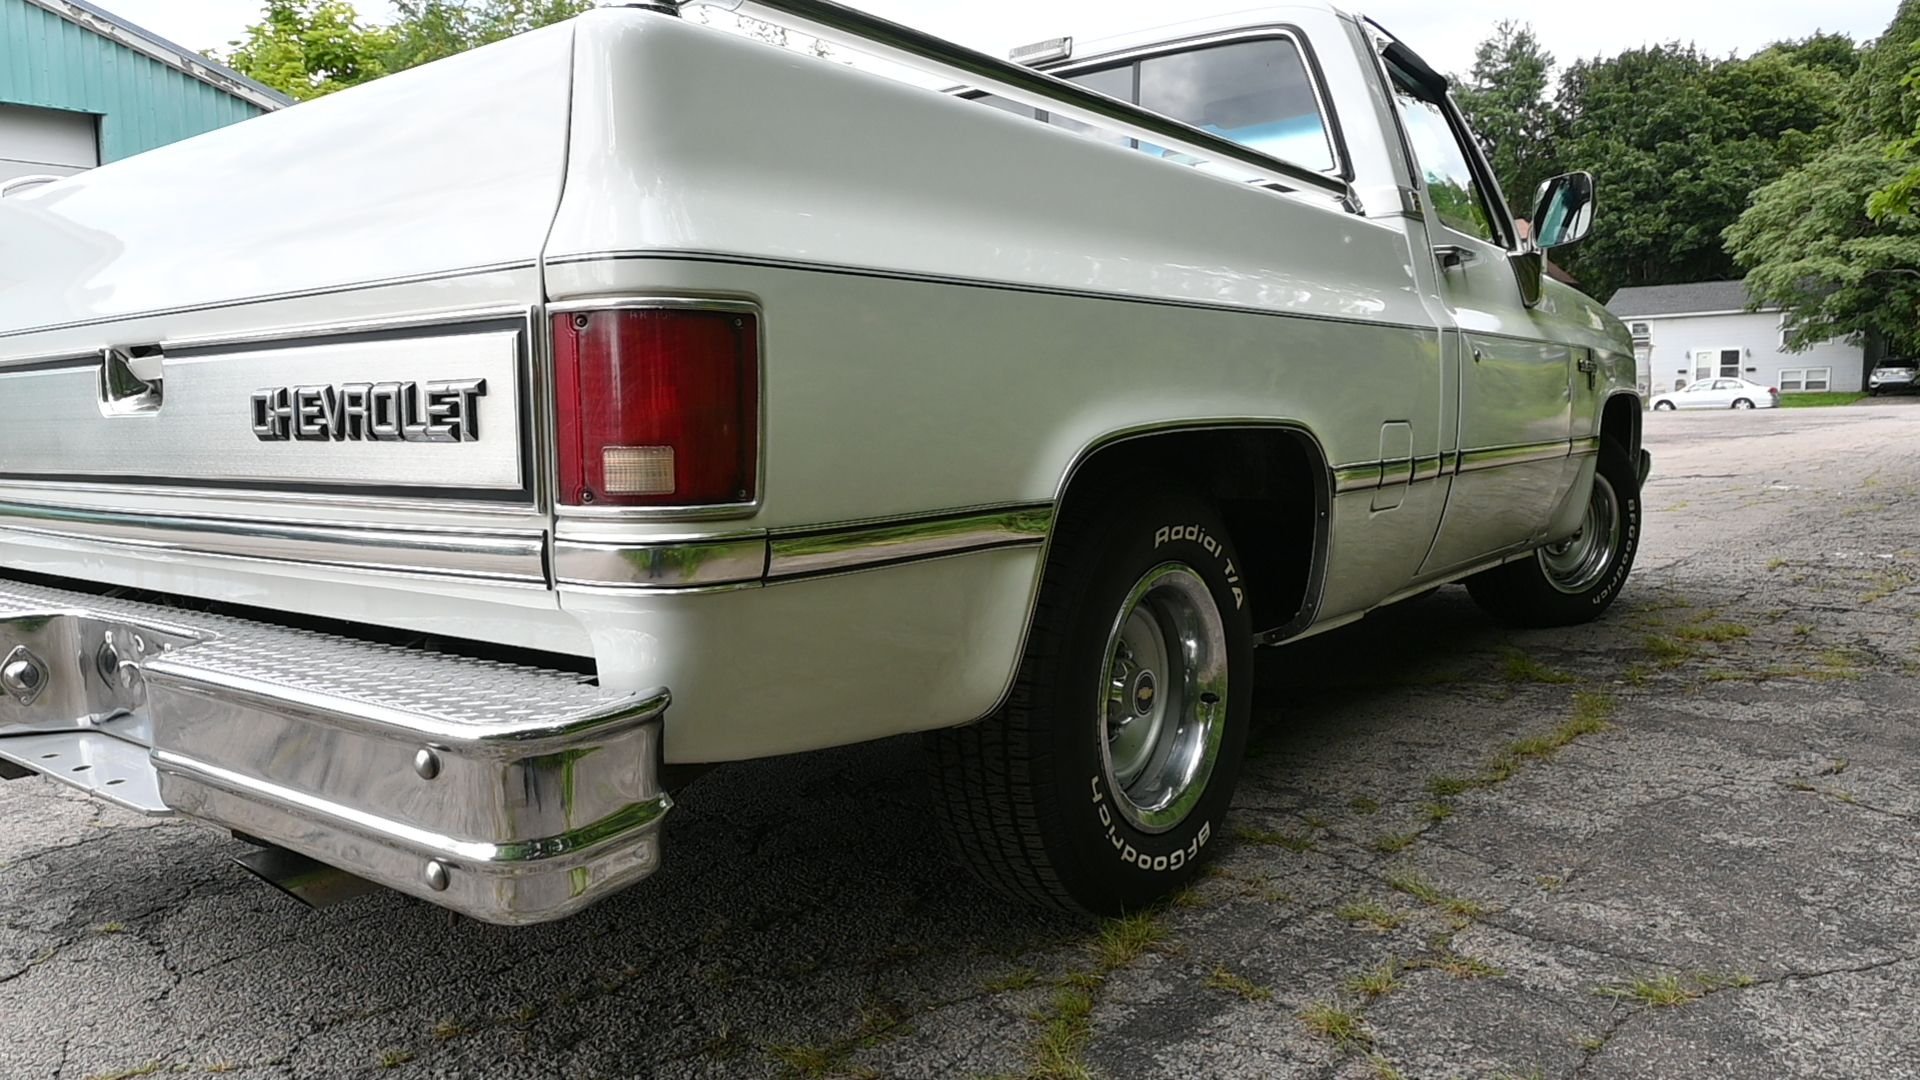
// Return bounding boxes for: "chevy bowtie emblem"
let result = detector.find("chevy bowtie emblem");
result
[250,380,486,443]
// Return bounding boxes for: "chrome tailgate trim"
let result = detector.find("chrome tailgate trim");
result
[0,501,548,585]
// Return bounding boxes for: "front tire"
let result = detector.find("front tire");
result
[1466,447,1641,627]
[1653,401,1676,411]
[925,489,1253,914]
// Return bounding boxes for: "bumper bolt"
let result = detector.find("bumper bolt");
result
[424,860,451,892]
[2,646,47,707]
[412,748,442,780]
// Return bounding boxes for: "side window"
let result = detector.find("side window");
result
[1136,39,1335,173]
[1387,72,1498,244]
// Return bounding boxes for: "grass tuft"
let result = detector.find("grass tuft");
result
[1348,796,1381,815]
[1642,634,1700,667]
[1502,650,1577,684]
[1336,899,1402,930]
[1299,1001,1372,1048]
[1345,960,1399,999]
[1673,622,1751,643]
[1028,985,1095,1080]
[1091,912,1166,970]
[1426,775,1480,799]
[1205,966,1274,1002]
[376,1049,414,1070]
[1596,974,1699,1007]
[1371,831,1418,854]
[982,967,1040,993]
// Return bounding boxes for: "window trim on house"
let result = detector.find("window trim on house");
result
[1778,367,1832,393]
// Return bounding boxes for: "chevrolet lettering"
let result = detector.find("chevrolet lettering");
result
[249,379,487,443]
[0,0,1649,925]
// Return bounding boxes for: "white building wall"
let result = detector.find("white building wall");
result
[0,102,97,184]
[1630,310,1866,394]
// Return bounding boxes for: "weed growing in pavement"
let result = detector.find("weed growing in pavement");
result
[1426,775,1480,798]
[1371,831,1418,853]
[1384,872,1486,919]
[1091,912,1166,969]
[1674,622,1751,643]
[1370,1054,1407,1080]
[1299,1001,1372,1048]
[982,967,1040,993]
[1027,985,1095,1080]
[1502,650,1577,684]
[1593,971,1749,1007]
[1345,960,1400,1000]
[1205,967,1274,1002]
[1642,634,1700,667]
[1336,900,1402,930]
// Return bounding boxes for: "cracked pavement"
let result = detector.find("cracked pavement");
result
[5,403,1920,1079]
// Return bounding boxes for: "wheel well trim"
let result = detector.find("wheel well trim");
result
[972,418,1335,725]
[1599,390,1644,455]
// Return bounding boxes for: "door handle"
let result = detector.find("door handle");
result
[1434,244,1478,270]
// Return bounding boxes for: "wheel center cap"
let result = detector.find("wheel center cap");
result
[1131,670,1157,716]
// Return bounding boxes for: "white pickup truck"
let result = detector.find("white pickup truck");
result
[0,0,1645,923]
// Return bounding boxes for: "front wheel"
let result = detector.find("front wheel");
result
[1732,398,1754,409]
[1466,447,1641,627]
[925,489,1253,914]
[1653,401,1676,411]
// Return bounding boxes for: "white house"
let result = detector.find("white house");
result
[1606,281,1866,396]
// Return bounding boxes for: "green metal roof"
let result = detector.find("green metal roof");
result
[1,0,287,163]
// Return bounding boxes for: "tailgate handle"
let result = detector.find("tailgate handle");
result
[99,346,163,417]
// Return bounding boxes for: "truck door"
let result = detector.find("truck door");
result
[1377,55,1575,574]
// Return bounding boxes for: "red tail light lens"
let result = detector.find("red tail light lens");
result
[551,307,759,508]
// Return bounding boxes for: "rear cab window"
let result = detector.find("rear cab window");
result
[972,34,1340,178]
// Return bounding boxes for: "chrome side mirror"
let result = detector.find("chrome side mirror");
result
[1530,171,1595,250]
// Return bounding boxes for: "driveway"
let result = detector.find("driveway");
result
[4,404,1918,1080]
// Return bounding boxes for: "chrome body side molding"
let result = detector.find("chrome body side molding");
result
[0,502,547,585]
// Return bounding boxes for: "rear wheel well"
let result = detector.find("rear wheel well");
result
[1056,427,1327,636]
[1601,394,1641,459]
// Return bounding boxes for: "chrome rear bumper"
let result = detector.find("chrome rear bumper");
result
[0,577,669,925]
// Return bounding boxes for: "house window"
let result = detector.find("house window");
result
[1778,367,1832,392]
[1629,322,1650,340]
[1691,348,1743,380]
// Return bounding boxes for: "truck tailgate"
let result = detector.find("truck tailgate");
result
[0,21,581,646]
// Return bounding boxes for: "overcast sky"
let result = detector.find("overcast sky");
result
[117,0,1895,78]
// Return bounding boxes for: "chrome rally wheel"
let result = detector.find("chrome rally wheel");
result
[1538,473,1623,595]
[1099,564,1228,835]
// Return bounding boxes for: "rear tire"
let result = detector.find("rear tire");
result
[1732,398,1754,409]
[1466,447,1641,628]
[925,488,1254,914]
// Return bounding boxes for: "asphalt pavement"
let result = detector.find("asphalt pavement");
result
[4,401,1919,1079]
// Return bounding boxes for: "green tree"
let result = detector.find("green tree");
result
[383,0,595,71]
[1732,2,1920,359]
[1549,42,1847,298]
[1454,21,1561,211]
[220,0,396,100]
[219,0,591,101]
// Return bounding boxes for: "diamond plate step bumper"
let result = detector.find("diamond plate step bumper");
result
[0,577,669,924]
